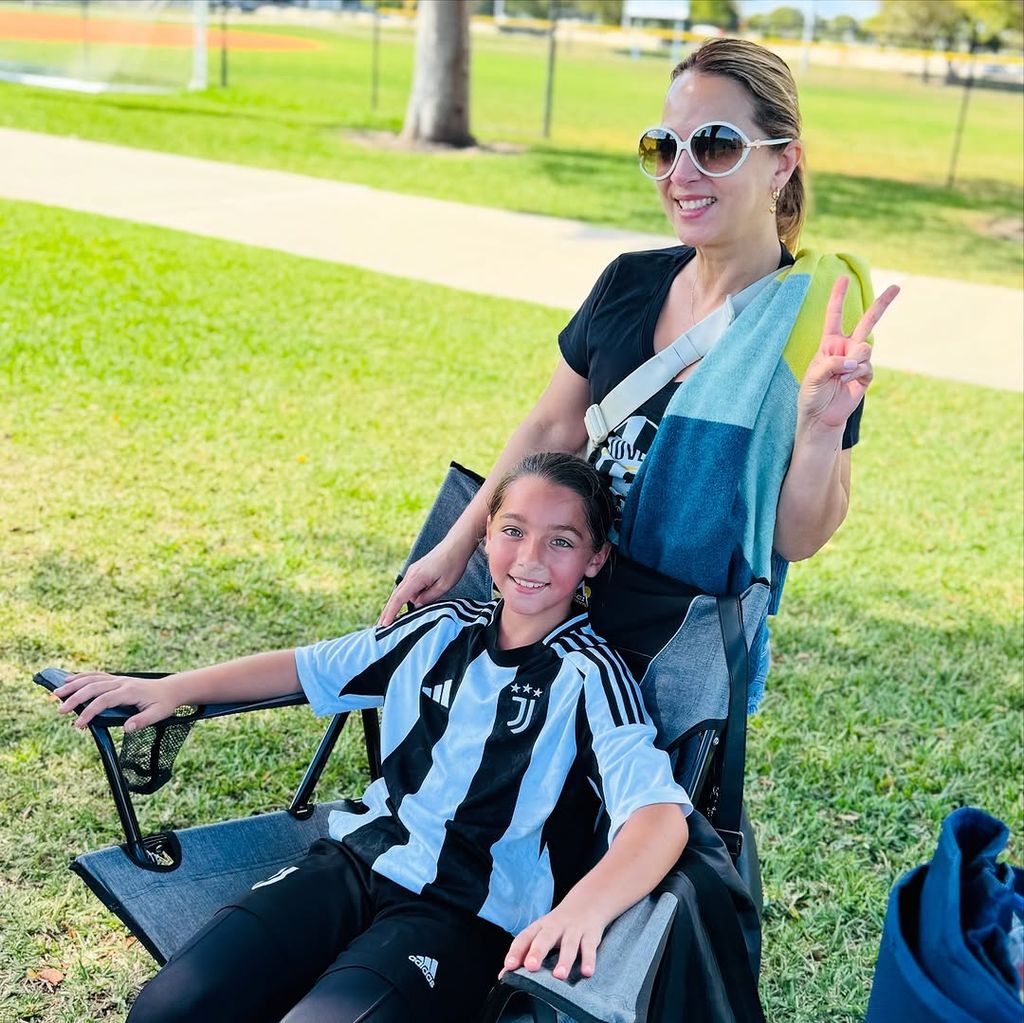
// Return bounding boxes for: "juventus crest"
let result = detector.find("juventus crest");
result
[507,682,543,734]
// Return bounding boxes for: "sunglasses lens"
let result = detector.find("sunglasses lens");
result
[639,129,677,179]
[690,124,745,174]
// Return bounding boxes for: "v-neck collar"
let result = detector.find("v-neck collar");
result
[642,243,795,364]
[640,247,695,364]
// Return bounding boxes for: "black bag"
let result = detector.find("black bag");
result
[485,812,764,1023]
[586,551,702,680]
[647,814,766,1023]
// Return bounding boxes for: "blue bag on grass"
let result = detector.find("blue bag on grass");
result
[865,807,1024,1022]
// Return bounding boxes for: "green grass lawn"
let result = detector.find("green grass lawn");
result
[0,14,1021,286]
[0,198,1021,1022]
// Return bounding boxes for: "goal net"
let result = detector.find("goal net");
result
[0,0,209,94]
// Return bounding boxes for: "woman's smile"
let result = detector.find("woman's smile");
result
[673,194,717,218]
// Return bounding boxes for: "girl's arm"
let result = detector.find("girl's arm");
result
[774,277,899,561]
[54,650,301,733]
[503,803,688,981]
[379,357,590,626]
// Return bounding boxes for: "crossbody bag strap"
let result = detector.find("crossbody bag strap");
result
[584,268,779,454]
[714,595,749,859]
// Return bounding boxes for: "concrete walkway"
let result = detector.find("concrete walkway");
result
[2,127,1020,392]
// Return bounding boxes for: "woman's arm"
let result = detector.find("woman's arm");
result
[774,277,898,561]
[379,357,591,625]
[774,426,852,561]
[502,803,688,980]
[54,649,301,732]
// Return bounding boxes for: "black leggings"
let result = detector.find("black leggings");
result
[126,840,508,1023]
[127,904,409,1023]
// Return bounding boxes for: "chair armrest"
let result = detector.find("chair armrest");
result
[34,666,309,728]
[491,893,678,1023]
[34,665,341,867]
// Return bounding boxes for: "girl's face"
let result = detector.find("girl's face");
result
[656,71,799,249]
[485,475,609,642]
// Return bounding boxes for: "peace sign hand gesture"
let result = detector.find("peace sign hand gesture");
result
[799,276,900,431]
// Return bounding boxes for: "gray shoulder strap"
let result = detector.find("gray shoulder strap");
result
[584,267,778,454]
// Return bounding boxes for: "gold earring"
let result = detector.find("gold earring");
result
[769,188,781,215]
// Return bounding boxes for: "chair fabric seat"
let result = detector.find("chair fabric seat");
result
[74,799,677,1023]
[73,801,350,964]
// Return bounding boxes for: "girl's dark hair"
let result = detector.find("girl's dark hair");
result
[488,453,613,551]
[672,38,806,251]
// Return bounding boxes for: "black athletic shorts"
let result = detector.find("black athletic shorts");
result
[245,839,509,1017]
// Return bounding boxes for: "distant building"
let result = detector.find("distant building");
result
[622,1,691,30]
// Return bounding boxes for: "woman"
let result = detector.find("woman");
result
[381,38,898,709]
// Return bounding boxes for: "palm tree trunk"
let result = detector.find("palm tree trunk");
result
[401,0,474,148]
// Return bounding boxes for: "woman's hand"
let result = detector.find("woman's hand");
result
[54,672,183,732]
[502,895,611,981]
[378,358,592,628]
[378,537,476,627]
[799,277,900,431]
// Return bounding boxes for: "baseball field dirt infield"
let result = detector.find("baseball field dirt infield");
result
[0,7,321,50]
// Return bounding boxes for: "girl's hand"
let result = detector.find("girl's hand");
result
[501,899,610,982]
[799,277,900,431]
[54,672,181,732]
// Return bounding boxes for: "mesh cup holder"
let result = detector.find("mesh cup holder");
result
[118,705,200,794]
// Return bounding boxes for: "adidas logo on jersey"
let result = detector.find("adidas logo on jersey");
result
[421,678,453,708]
[408,954,438,988]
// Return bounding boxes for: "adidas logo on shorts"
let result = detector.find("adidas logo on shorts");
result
[251,865,298,890]
[408,954,438,989]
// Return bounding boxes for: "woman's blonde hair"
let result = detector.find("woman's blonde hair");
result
[672,38,806,251]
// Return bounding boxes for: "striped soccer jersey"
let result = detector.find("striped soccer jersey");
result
[294,599,691,935]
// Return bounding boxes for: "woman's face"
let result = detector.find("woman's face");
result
[656,71,796,250]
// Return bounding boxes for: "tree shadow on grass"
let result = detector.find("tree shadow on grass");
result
[14,84,339,134]
[514,149,1024,246]
[812,170,1023,219]
[799,171,1022,278]
[3,536,405,770]
[523,145,667,230]
[524,146,1023,209]
[4,540,408,854]
[754,586,1023,858]
[13,541,402,670]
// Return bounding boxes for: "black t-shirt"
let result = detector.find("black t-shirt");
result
[558,245,863,522]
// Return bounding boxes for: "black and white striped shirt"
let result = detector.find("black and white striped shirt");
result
[295,599,691,935]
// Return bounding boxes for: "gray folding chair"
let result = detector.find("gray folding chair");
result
[35,463,764,1022]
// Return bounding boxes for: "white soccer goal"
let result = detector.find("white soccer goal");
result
[0,0,209,94]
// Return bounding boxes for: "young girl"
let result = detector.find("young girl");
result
[56,453,691,1023]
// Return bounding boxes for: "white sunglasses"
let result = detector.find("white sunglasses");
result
[638,121,793,180]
